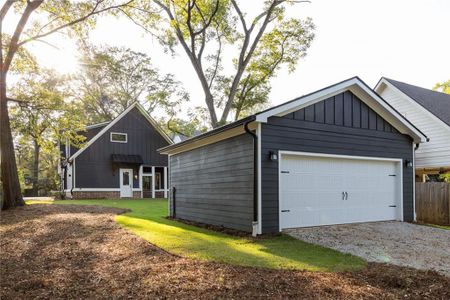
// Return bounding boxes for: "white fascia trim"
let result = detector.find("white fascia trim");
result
[375,78,450,134]
[86,121,110,130]
[256,77,427,143]
[256,122,262,235]
[69,103,138,161]
[134,102,173,144]
[69,102,172,161]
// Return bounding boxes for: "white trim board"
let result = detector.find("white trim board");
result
[256,77,427,143]
[256,122,262,235]
[86,121,110,130]
[69,102,172,161]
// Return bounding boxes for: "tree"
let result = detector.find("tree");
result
[123,0,314,127]
[10,67,86,196]
[433,80,450,94]
[1,0,132,209]
[74,45,188,124]
[164,106,209,137]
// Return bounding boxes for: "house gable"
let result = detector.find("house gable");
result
[71,105,171,189]
[256,77,426,143]
[282,90,399,133]
[69,102,171,161]
[375,79,450,169]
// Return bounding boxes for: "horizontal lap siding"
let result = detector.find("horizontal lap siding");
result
[170,134,254,232]
[378,86,450,168]
[261,92,414,233]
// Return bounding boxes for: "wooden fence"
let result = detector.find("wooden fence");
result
[415,182,450,225]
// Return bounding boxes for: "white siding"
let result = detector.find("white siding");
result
[378,84,450,169]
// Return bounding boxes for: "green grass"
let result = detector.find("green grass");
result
[30,199,366,272]
[423,223,450,230]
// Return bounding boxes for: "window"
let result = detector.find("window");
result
[155,172,161,190]
[110,132,127,143]
[123,171,130,185]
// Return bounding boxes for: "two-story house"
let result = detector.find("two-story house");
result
[60,102,172,199]
[375,78,450,181]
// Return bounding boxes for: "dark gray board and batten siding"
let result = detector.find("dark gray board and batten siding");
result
[261,91,414,233]
[74,107,169,188]
[169,134,254,232]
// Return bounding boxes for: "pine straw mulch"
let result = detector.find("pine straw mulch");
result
[1,204,449,300]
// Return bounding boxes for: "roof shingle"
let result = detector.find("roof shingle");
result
[384,78,450,127]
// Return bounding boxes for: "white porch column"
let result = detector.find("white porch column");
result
[151,166,155,198]
[163,167,168,198]
[139,165,143,198]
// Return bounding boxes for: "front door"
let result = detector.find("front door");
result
[120,169,133,198]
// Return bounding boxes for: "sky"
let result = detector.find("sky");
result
[4,0,450,114]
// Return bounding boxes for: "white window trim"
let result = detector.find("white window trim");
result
[110,132,128,143]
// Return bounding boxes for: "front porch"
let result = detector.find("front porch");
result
[140,165,168,198]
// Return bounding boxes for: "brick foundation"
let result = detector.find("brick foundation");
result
[155,191,165,198]
[67,190,166,199]
[70,191,143,199]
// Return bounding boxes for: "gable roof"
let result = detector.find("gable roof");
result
[69,102,172,162]
[159,77,428,154]
[377,78,450,127]
[86,121,110,130]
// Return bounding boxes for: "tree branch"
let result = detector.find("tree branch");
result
[230,0,247,32]
[192,0,219,36]
[3,0,43,74]
[220,0,282,123]
[0,0,18,22]
[153,0,218,125]
[17,0,135,47]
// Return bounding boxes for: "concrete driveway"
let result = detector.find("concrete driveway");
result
[285,221,450,277]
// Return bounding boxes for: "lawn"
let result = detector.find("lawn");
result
[424,223,450,230]
[33,199,366,272]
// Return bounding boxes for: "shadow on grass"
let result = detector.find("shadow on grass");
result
[50,199,366,272]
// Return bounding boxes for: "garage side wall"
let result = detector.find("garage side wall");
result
[169,134,254,232]
[261,91,414,233]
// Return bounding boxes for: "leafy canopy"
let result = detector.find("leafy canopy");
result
[122,0,315,126]
[74,45,189,124]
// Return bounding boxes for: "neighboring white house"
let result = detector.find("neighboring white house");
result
[375,78,450,181]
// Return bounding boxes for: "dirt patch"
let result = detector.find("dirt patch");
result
[1,205,449,299]
[285,221,450,277]
[167,216,281,239]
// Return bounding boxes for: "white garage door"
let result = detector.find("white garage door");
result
[279,153,402,229]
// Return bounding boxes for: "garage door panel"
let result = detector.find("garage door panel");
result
[279,154,401,229]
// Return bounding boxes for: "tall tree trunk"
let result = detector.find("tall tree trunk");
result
[31,138,40,197]
[0,71,24,209]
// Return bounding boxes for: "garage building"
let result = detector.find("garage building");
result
[159,77,428,235]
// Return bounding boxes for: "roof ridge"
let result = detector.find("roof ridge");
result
[384,78,450,98]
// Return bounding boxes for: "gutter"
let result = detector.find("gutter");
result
[244,120,258,237]
[159,115,256,154]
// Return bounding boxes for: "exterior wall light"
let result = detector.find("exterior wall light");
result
[269,151,278,161]
[404,160,413,168]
